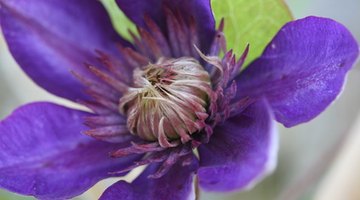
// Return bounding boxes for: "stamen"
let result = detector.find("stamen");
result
[119,58,212,147]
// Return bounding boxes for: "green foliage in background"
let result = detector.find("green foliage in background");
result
[101,0,137,41]
[212,0,293,66]
[102,0,292,67]
[102,0,293,66]
[0,190,31,200]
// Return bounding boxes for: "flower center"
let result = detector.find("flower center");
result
[119,57,212,147]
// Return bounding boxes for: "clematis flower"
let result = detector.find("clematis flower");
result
[0,0,359,199]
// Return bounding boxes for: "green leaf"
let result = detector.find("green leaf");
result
[211,0,293,66]
[101,0,137,41]
[0,191,31,200]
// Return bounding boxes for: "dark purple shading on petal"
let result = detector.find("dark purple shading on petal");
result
[100,156,198,200]
[198,99,277,192]
[235,16,359,127]
[0,103,137,200]
[0,0,130,102]
[116,0,215,53]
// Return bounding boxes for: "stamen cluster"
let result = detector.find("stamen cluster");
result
[119,58,211,147]
[75,8,251,178]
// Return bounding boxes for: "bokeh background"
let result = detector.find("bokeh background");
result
[1,0,359,199]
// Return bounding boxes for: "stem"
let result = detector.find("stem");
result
[195,175,200,200]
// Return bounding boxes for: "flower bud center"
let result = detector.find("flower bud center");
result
[119,57,211,147]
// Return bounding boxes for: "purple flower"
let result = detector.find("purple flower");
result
[0,0,358,199]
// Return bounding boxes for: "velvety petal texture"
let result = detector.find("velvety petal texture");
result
[198,99,277,192]
[100,156,198,200]
[235,16,359,127]
[116,0,215,52]
[0,103,137,200]
[0,0,129,101]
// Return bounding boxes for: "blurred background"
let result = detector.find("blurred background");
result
[1,0,359,199]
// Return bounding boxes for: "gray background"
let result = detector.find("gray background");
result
[0,0,359,199]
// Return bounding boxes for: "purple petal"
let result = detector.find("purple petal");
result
[0,103,137,199]
[235,16,359,127]
[100,156,198,200]
[198,99,278,192]
[0,0,130,101]
[116,0,215,52]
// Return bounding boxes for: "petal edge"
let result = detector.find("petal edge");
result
[235,16,359,127]
[0,102,137,199]
[198,99,278,192]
